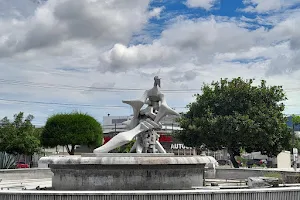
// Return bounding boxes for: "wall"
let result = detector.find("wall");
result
[51,164,204,190]
[215,168,300,183]
[0,168,52,180]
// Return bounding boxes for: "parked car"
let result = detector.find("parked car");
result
[16,161,29,168]
[217,159,232,166]
[246,159,267,168]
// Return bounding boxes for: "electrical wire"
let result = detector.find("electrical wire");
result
[0,97,187,110]
[0,78,202,93]
[0,78,299,109]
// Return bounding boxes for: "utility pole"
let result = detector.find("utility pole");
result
[293,148,298,171]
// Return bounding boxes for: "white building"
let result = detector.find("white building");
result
[102,115,181,135]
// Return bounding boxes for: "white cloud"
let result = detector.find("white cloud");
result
[95,12,300,115]
[1,0,300,125]
[242,0,300,13]
[149,6,165,19]
[0,0,151,57]
[185,0,219,10]
[98,17,267,72]
[98,43,181,72]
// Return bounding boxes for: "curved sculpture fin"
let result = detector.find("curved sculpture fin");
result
[93,120,161,153]
[122,100,144,118]
[154,94,180,123]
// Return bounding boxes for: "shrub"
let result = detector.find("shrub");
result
[0,152,16,169]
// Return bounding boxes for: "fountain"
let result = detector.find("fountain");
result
[42,76,216,190]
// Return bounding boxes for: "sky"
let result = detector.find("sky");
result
[1,0,300,126]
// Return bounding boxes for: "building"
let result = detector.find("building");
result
[102,115,195,155]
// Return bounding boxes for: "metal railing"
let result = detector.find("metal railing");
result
[1,187,300,200]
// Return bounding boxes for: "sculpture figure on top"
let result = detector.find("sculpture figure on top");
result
[93,76,180,154]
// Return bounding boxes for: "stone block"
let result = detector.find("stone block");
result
[247,177,279,188]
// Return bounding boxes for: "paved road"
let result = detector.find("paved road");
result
[0,178,51,190]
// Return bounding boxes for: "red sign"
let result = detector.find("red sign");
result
[103,134,173,144]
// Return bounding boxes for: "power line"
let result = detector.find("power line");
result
[0,78,300,109]
[0,98,187,110]
[0,98,127,109]
[0,96,299,110]
[0,79,202,93]
[1,78,300,94]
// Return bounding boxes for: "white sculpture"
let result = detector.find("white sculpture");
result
[93,76,180,153]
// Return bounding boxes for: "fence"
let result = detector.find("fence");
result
[0,187,300,200]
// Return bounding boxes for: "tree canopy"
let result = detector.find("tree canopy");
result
[177,77,291,168]
[291,115,300,148]
[292,115,300,126]
[0,112,41,155]
[41,112,103,155]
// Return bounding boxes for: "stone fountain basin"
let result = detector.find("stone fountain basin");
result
[41,154,216,191]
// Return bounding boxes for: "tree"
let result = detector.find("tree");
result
[0,112,41,155]
[177,77,291,168]
[116,140,136,153]
[292,115,300,125]
[41,112,103,155]
[291,115,300,157]
[291,115,300,146]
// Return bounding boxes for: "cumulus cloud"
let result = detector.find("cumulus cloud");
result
[263,14,300,75]
[266,50,300,76]
[98,17,267,72]
[148,6,165,19]
[185,0,219,10]
[98,43,181,72]
[0,0,151,57]
[2,0,300,124]
[98,12,300,78]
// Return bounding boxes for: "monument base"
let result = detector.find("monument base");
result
[47,154,215,190]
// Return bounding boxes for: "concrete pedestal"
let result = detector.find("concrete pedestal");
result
[46,154,214,190]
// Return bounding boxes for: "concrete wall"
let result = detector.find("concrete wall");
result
[51,164,204,190]
[0,168,52,180]
[277,151,292,169]
[1,187,300,200]
[215,168,300,183]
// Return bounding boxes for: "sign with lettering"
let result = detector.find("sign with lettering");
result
[170,144,192,150]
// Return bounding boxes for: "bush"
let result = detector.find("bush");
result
[0,152,16,169]
[264,172,284,184]
[41,112,103,155]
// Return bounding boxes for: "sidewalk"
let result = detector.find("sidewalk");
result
[0,178,51,190]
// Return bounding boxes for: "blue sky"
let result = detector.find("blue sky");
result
[0,0,300,125]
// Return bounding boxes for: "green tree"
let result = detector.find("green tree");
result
[0,112,41,155]
[116,140,136,153]
[177,77,291,168]
[41,112,103,155]
[292,115,300,152]
[292,115,300,146]
[292,115,300,125]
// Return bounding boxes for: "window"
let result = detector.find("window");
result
[112,118,127,124]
